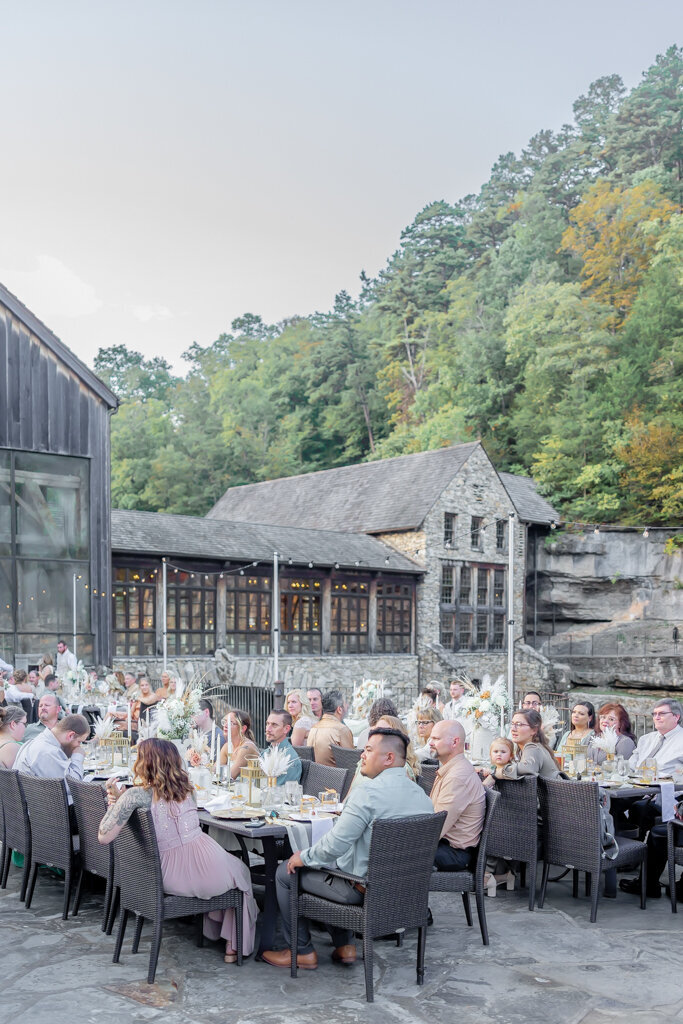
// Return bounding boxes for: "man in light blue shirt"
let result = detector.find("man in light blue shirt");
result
[260,710,302,786]
[262,727,434,970]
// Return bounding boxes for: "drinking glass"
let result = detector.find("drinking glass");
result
[574,753,587,777]
[285,781,302,805]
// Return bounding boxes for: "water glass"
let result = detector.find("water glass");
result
[285,782,302,805]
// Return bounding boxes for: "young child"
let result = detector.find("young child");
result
[480,737,516,896]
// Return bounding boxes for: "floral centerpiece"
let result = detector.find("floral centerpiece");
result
[461,674,509,732]
[62,661,89,699]
[351,678,388,720]
[259,746,291,782]
[157,687,202,741]
[105,672,126,697]
[540,705,561,746]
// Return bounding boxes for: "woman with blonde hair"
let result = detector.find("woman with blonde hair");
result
[414,705,443,761]
[284,688,315,745]
[219,709,260,779]
[0,705,27,767]
[99,737,256,962]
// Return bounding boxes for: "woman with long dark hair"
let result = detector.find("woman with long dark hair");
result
[98,738,256,962]
[498,709,562,780]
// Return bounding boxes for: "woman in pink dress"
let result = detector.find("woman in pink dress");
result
[98,738,256,962]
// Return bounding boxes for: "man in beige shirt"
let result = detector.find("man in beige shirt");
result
[307,689,354,766]
[429,719,485,871]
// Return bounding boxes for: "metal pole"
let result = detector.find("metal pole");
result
[272,551,279,686]
[507,513,515,717]
[72,573,77,660]
[162,559,168,671]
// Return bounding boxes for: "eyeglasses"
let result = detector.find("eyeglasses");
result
[652,711,675,719]
[522,701,541,709]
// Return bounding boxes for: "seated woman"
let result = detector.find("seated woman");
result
[414,706,443,761]
[588,702,637,763]
[219,709,260,779]
[354,697,399,750]
[557,701,597,758]
[0,705,27,767]
[284,689,316,746]
[98,737,257,962]
[494,709,562,780]
[155,671,177,700]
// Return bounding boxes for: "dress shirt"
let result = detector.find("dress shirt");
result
[628,725,683,774]
[300,765,433,878]
[442,697,467,721]
[56,649,78,677]
[4,684,34,704]
[431,753,485,850]
[14,727,85,786]
[307,714,354,766]
[260,738,302,786]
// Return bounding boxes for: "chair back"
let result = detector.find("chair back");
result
[365,812,446,937]
[112,807,164,920]
[293,745,314,761]
[487,775,537,861]
[300,761,348,798]
[416,763,438,797]
[70,778,113,878]
[19,774,73,866]
[538,777,602,874]
[0,768,31,854]
[330,745,361,771]
[472,789,500,880]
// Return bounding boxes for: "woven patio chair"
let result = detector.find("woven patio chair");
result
[416,763,438,797]
[428,788,500,945]
[0,768,32,899]
[300,761,349,799]
[111,807,244,983]
[291,811,445,1002]
[667,818,683,913]
[20,773,79,920]
[69,778,115,929]
[488,775,539,910]
[538,777,647,922]
[293,745,315,761]
[330,745,361,797]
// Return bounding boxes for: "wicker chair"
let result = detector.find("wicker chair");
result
[112,807,244,983]
[538,778,647,922]
[20,773,79,920]
[291,811,446,1002]
[330,745,361,797]
[69,778,116,930]
[300,761,349,799]
[667,819,683,913]
[0,768,32,899]
[488,776,538,910]
[293,745,315,761]
[428,788,500,945]
[416,763,438,797]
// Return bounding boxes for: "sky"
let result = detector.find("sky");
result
[0,0,680,374]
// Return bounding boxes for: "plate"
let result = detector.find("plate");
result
[600,780,625,788]
[211,807,266,820]
[285,811,335,822]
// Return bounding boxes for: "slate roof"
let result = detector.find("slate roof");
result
[111,509,422,574]
[0,281,118,408]
[498,472,558,526]
[208,442,558,530]
[208,443,481,533]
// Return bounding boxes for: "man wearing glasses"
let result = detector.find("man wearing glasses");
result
[521,692,542,712]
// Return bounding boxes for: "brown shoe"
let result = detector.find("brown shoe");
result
[332,944,357,965]
[262,949,318,969]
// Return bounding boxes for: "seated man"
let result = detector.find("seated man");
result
[23,692,62,742]
[307,689,354,766]
[263,727,434,969]
[191,697,225,754]
[261,710,302,785]
[429,720,486,870]
[306,687,323,722]
[14,713,90,787]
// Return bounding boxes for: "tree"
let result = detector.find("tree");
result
[94,345,177,401]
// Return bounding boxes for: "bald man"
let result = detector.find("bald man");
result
[428,719,486,871]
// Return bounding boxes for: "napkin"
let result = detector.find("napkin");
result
[204,793,234,813]
[661,780,676,822]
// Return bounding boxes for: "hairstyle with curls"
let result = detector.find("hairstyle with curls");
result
[284,688,314,724]
[0,705,28,730]
[511,709,554,753]
[13,669,27,684]
[133,738,194,803]
[368,697,399,726]
[596,702,635,740]
[375,714,421,777]
[570,700,596,731]
[223,708,256,744]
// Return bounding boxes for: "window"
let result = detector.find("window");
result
[113,566,156,657]
[167,569,216,656]
[280,577,322,654]
[376,581,413,654]
[439,560,507,653]
[225,573,271,655]
[470,516,482,549]
[496,519,507,552]
[331,580,369,654]
[444,512,456,546]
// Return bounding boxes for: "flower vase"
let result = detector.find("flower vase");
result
[262,776,280,811]
[603,756,616,776]
[471,725,495,761]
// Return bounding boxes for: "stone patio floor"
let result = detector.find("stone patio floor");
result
[1,863,682,1024]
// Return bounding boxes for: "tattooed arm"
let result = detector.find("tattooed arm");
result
[98,785,152,845]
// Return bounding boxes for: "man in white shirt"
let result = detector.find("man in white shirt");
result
[56,640,78,677]
[441,679,468,721]
[14,713,90,790]
[628,699,683,775]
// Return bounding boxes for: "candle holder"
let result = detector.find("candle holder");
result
[240,757,265,806]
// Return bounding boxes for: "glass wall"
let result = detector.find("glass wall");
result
[225,572,271,655]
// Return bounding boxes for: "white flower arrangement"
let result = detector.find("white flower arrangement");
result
[136,718,158,741]
[351,678,389,720]
[93,716,115,741]
[591,726,619,756]
[462,674,509,732]
[157,687,202,740]
[540,705,561,745]
[63,661,89,696]
[259,746,291,779]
